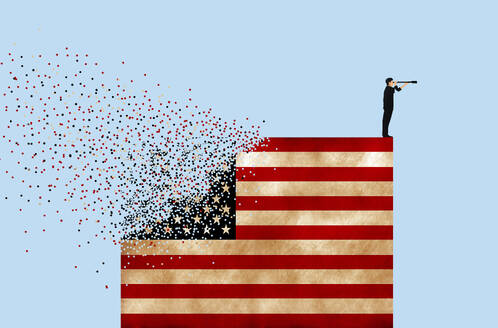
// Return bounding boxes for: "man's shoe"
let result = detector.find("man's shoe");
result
[382,135,392,138]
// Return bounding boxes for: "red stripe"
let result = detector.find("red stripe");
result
[236,167,393,181]
[121,255,392,269]
[121,314,393,328]
[236,225,392,240]
[248,137,393,152]
[236,196,393,210]
[121,284,393,299]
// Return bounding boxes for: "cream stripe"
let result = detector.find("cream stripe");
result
[236,211,393,225]
[121,298,393,314]
[236,152,393,167]
[121,269,392,285]
[121,240,393,256]
[236,181,392,196]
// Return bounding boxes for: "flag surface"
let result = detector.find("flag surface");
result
[121,137,393,327]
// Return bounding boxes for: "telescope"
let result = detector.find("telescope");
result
[396,80,417,84]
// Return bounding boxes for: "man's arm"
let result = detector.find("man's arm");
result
[394,81,409,91]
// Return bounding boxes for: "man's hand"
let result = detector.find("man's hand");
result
[400,82,408,89]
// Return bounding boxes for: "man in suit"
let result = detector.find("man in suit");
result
[383,78,408,137]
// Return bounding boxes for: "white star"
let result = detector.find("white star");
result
[222,225,231,234]
[212,215,221,224]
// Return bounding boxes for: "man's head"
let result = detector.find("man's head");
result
[385,77,395,87]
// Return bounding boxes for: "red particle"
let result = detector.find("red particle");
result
[74,266,77,269]
[105,285,109,289]
[25,250,29,253]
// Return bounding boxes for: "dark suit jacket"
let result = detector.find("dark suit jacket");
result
[383,85,401,110]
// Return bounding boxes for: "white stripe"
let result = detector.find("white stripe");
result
[236,152,393,167]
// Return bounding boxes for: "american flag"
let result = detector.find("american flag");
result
[121,137,393,328]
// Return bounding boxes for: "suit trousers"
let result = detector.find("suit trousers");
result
[382,108,393,136]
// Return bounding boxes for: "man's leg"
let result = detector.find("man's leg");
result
[382,108,393,137]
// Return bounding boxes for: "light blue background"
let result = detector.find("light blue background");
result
[1,1,497,327]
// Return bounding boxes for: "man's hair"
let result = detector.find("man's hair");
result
[385,77,393,85]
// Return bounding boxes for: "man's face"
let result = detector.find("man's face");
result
[388,80,394,87]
